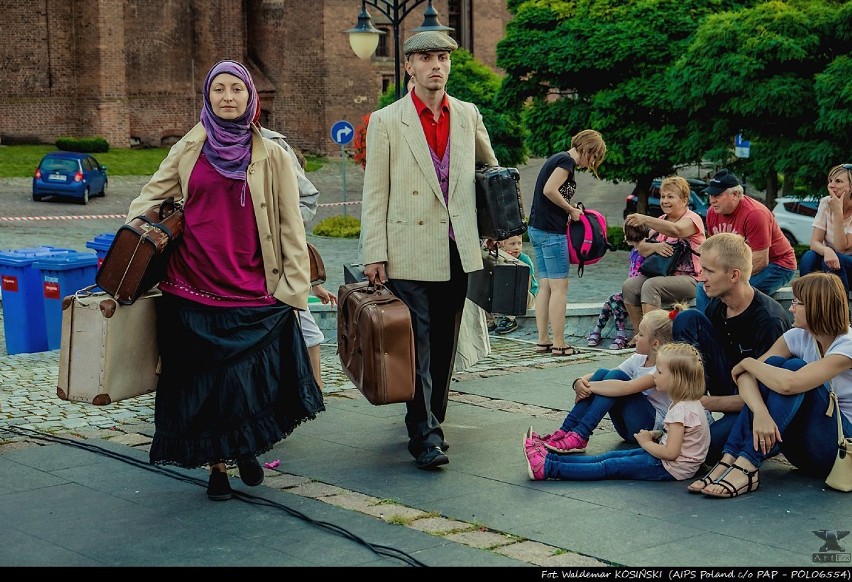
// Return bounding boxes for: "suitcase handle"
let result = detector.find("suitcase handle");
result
[62,284,107,311]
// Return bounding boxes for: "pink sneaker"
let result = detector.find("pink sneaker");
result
[543,431,588,454]
[523,435,547,480]
[528,426,569,445]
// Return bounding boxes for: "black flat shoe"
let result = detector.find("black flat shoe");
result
[237,457,264,487]
[207,469,232,501]
[416,446,449,470]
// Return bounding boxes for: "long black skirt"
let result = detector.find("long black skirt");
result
[149,294,324,468]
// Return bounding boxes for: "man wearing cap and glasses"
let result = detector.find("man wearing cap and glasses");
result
[360,31,498,470]
[694,168,797,311]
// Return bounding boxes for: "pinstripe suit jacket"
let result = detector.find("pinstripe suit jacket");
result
[360,93,498,281]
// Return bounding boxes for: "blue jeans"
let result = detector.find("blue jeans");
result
[544,446,675,481]
[723,356,852,477]
[528,226,569,279]
[798,250,852,293]
[672,309,738,461]
[694,263,795,311]
[561,368,655,442]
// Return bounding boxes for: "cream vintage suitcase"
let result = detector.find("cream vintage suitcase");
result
[57,285,161,405]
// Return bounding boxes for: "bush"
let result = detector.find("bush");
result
[56,136,110,153]
[312,214,361,238]
[607,226,633,251]
[793,243,809,263]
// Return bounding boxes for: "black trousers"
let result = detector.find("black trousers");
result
[386,240,468,458]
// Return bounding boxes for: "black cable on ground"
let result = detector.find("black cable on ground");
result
[0,425,427,567]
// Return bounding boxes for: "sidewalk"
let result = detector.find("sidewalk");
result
[0,182,845,569]
[1,291,848,568]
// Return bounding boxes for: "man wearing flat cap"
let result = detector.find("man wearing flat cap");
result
[694,168,797,311]
[361,30,498,470]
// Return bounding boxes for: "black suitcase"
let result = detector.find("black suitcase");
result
[343,263,368,284]
[475,164,527,241]
[467,251,530,316]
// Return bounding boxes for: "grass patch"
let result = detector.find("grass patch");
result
[0,145,170,177]
[0,145,329,178]
[304,154,325,173]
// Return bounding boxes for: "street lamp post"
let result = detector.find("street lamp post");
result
[346,0,453,100]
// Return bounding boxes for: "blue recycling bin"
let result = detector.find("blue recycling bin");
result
[33,251,99,351]
[85,232,116,268]
[0,246,76,354]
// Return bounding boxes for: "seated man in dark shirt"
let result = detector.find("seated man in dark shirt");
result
[673,233,791,463]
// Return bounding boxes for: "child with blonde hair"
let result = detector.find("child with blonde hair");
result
[489,235,538,334]
[530,308,680,454]
[524,341,710,481]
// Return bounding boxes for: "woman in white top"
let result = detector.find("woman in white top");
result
[798,164,852,292]
[690,272,852,498]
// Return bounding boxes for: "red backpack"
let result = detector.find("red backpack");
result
[567,202,616,277]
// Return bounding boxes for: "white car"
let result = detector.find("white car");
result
[772,197,820,246]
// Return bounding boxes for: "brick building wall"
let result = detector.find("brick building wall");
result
[0,0,510,155]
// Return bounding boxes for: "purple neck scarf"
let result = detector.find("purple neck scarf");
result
[200,60,258,181]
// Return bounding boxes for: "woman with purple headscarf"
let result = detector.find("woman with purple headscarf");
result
[126,60,323,501]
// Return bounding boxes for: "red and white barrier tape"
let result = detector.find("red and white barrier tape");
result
[0,214,126,222]
[1,203,360,222]
[317,201,361,208]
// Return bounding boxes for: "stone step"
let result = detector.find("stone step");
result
[311,286,799,341]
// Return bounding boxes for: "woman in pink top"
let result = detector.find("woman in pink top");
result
[126,60,323,501]
[623,176,706,345]
[523,342,710,481]
[798,164,852,292]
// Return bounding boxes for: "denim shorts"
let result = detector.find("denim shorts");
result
[528,226,569,279]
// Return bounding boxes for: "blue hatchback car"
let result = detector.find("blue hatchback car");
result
[32,151,108,205]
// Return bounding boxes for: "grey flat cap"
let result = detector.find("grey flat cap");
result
[403,31,458,56]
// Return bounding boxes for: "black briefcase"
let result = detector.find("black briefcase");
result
[475,164,527,241]
[467,250,530,316]
[344,263,368,284]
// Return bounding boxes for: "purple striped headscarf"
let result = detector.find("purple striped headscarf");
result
[200,59,258,181]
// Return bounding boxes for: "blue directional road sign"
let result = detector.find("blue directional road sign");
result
[735,133,750,159]
[331,120,355,146]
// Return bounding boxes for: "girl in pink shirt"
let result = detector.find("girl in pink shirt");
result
[524,342,710,481]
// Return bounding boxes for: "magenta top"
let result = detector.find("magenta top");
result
[159,154,275,307]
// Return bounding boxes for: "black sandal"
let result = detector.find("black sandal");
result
[552,346,579,357]
[703,464,760,498]
[535,343,553,353]
[687,460,731,493]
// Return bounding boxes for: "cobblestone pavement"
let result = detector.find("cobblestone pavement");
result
[0,324,619,567]
[0,332,614,435]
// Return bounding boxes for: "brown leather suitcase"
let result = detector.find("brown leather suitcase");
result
[96,198,183,305]
[57,286,160,405]
[337,282,415,405]
[307,243,326,286]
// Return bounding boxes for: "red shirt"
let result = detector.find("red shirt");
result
[410,90,450,159]
[706,195,797,271]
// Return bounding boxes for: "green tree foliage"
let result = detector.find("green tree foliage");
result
[498,0,754,208]
[669,0,852,201]
[497,0,851,210]
[377,49,528,166]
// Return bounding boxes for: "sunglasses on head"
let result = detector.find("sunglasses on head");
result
[842,164,852,170]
